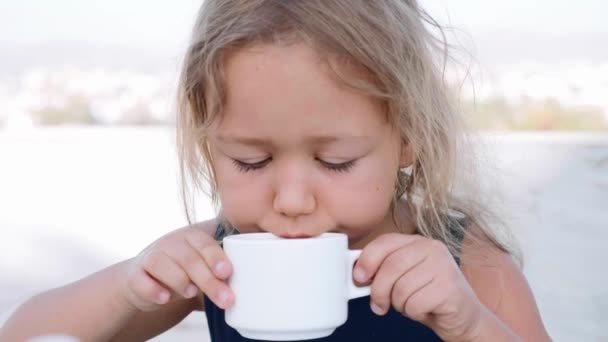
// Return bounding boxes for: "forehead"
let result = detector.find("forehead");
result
[217,42,388,139]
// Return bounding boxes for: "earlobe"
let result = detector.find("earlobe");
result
[399,142,413,168]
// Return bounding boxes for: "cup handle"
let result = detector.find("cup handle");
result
[346,249,371,299]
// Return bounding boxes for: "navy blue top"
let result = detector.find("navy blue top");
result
[204,294,442,341]
[205,218,466,342]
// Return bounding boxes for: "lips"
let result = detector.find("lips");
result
[280,233,314,239]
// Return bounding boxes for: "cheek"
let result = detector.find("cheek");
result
[214,161,270,227]
[322,162,396,229]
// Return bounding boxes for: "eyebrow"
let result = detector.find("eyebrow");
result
[215,135,371,145]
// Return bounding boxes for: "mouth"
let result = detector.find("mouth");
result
[280,232,315,239]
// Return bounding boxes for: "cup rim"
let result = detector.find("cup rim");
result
[223,232,346,243]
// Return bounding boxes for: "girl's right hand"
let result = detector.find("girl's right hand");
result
[121,222,234,312]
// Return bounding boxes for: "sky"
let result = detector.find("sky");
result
[0,0,199,47]
[1,0,606,44]
[0,0,607,73]
[424,0,608,34]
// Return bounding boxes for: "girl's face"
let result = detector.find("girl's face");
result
[209,42,410,247]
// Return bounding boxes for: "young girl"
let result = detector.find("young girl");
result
[1,1,551,341]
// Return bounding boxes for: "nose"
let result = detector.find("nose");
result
[272,167,316,218]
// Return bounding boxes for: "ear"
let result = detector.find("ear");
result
[399,140,413,168]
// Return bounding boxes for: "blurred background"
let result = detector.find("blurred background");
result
[0,0,606,341]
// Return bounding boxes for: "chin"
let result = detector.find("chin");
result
[339,225,383,247]
[337,229,366,243]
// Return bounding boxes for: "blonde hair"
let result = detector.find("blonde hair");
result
[177,0,519,262]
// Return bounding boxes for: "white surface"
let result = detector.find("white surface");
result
[223,233,368,340]
[26,335,80,342]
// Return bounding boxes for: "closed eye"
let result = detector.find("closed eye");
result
[232,157,271,172]
[232,157,357,173]
[317,159,356,172]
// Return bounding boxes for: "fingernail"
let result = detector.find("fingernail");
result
[218,289,231,305]
[371,302,385,316]
[214,261,226,274]
[157,291,170,304]
[353,267,366,282]
[185,284,198,298]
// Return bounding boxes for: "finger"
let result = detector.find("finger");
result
[403,276,444,323]
[141,251,194,299]
[186,230,233,280]
[391,259,435,320]
[127,268,172,309]
[167,241,235,309]
[369,241,429,315]
[193,264,235,309]
[354,233,423,283]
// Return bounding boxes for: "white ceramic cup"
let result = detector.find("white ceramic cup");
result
[222,232,371,341]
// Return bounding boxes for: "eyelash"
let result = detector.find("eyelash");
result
[232,158,356,173]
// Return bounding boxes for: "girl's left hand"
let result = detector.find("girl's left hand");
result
[353,233,486,342]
